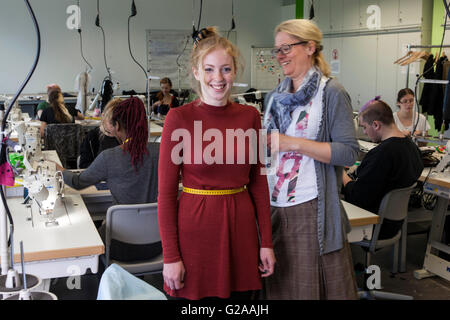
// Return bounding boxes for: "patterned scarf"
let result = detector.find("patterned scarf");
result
[266,68,321,134]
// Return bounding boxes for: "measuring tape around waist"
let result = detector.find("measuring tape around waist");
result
[182,186,246,195]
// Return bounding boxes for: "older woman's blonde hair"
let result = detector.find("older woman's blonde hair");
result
[100,98,123,136]
[275,19,330,77]
[190,26,244,100]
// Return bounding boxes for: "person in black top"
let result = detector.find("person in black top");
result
[40,89,81,137]
[342,98,423,239]
[78,98,121,168]
[151,77,179,117]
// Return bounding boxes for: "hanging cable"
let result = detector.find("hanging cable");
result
[227,0,235,40]
[127,0,149,110]
[95,0,111,80]
[77,0,92,71]
[191,0,204,40]
[0,0,40,248]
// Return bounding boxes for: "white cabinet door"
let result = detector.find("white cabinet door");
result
[399,0,422,26]
[342,0,362,31]
[330,0,344,32]
[376,34,401,107]
[359,0,400,29]
[313,0,331,34]
[340,35,377,111]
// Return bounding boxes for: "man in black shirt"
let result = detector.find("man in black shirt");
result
[342,98,423,239]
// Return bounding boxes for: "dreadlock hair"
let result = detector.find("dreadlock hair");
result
[112,97,148,170]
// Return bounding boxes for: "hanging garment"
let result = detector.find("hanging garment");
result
[419,54,435,115]
[75,71,90,114]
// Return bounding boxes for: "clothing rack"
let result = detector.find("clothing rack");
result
[403,44,450,136]
[405,44,450,86]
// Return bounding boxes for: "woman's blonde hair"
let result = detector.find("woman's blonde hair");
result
[190,27,244,100]
[100,98,123,136]
[48,89,73,123]
[275,19,330,77]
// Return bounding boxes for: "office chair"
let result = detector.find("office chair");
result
[100,203,163,277]
[354,182,416,300]
[44,123,82,169]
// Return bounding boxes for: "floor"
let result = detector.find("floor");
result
[49,208,450,300]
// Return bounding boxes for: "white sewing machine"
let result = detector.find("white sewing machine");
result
[9,120,64,227]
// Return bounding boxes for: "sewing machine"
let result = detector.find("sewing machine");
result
[8,120,64,227]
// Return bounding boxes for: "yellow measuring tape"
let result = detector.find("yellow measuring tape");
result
[182,186,246,195]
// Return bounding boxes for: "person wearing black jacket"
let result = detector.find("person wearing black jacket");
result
[342,99,423,239]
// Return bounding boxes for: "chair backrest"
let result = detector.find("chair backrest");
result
[105,203,160,259]
[369,182,417,251]
[44,123,82,167]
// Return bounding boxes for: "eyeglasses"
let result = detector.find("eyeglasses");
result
[399,98,414,104]
[271,41,309,55]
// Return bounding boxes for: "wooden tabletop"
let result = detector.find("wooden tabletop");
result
[342,200,379,227]
[4,194,104,263]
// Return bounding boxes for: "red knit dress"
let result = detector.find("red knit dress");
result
[158,99,273,299]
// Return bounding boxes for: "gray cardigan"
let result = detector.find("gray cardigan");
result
[265,78,359,255]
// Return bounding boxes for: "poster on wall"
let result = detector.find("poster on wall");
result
[147,29,192,90]
[251,47,284,90]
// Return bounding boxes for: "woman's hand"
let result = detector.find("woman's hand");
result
[153,101,162,107]
[268,132,299,153]
[259,248,276,277]
[163,261,185,290]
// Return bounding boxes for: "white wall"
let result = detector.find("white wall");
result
[306,0,431,111]
[0,0,283,95]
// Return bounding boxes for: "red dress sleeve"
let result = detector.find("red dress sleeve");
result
[157,109,183,263]
[246,108,273,249]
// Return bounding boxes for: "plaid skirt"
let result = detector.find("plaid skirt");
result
[262,198,358,300]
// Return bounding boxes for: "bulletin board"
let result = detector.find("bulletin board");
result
[147,29,237,90]
[251,47,284,90]
[147,29,192,90]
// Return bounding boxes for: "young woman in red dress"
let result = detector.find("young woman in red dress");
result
[157,27,275,300]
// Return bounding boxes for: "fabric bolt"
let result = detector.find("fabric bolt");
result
[158,100,272,300]
[262,200,358,300]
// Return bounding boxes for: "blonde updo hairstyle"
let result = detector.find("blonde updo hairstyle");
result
[190,26,244,101]
[100,97,123,136]
[275,19,330,77]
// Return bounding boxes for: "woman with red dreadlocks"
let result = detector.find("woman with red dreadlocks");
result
[58,97,161,261]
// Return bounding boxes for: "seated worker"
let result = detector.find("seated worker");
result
[78,98,121,168]
[342,98,423,239]
[40,89,77,137]
[37,84,84,121]
[394,88,430,136]
[151,77,179,117]
[37,83,60,119]
[57,97,160,261]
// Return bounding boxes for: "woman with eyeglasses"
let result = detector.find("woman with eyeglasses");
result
[394,88,430,136]
[263,19,359,300]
